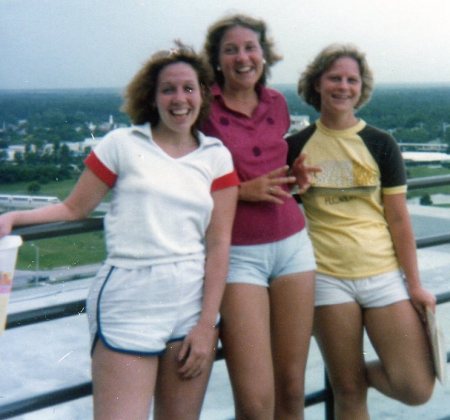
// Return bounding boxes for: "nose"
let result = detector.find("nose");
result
[235,47,248,61]
[172,87,186,101]
[337,79,350,89]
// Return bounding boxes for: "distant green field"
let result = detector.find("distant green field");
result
[1,177,106,270]
[19,232,106,270]
[0,178,77,200]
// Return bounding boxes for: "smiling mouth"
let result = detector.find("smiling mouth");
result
[235,66,253,74]
[170,109,190,116]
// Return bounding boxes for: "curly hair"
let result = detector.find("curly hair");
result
[122,41,213,130]
[203,13,282,87]
[298,43,374,112]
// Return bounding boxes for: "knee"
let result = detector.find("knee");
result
[397,381,435,406]
[277,373,305,411]
[235,391,274,419]
[333,379,368,406]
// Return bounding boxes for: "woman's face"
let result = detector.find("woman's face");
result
[154,62,202,134]
[315,56,362,117]
[218,25,264,91]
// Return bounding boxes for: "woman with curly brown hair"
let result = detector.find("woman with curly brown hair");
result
[0,43,239,419]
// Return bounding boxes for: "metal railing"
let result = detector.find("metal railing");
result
[1,174,450,419]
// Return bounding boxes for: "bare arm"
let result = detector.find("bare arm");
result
[178,185,238,378]
[383,193,436,315]
[0,168,110,236]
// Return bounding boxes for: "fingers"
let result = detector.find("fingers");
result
[177,345,209,380]
[268,164,290,178]
[265,185,292,204]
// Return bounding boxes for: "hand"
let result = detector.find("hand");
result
[239,165,297,204]
[292,153,321,194]
[0,213,14,238]
[409,285,436,321]
[177,321,218,380]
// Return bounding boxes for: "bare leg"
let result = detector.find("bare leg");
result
[314,303,370,420]
[220,283,274,420]
[91,340,158,420]
[153,336,218,420]
[365,300,435,405]
[270,271,315,420]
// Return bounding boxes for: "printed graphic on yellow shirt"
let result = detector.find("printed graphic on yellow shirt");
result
[308,159,379,198]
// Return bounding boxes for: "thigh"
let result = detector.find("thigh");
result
[364,300,434,381]
[154,338,218,420]
[314,303,367,389]
[91,340,158,420]
[220,283,274,401]
[270,272,315,383]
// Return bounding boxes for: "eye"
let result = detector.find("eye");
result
[161,86,174,94]
[184,86,194,93]
[222,45,237,55]
[245,43,258,52]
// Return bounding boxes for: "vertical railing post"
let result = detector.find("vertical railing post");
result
[324,370,334,420]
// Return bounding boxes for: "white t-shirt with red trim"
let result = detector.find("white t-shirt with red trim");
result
[85,123,239,268]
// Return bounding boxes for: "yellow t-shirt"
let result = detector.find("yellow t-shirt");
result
[287,120,407,279]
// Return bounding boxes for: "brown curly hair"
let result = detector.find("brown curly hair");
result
[298,43,374,112]
[122,41,213,131]
[203,13,282,87]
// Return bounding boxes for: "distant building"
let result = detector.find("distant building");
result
[398,142,448,153]
[288,115,310,134]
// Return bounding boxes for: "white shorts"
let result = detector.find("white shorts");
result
[315,270,410,308]
[227,229,316,287]
[86,260,207,355]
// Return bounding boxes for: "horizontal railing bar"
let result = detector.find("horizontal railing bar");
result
[11,218,104,241]
[416,233,450,248]
[0,382,92,420]
[6,300,86,329]
[407,174,450,190]
[436,291,450,305]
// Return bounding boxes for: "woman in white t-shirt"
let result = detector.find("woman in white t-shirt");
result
[0,42,239,419]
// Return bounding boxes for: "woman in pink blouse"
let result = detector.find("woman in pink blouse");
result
[202,14,317,420]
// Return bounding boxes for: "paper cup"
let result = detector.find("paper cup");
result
[0,235,23,334]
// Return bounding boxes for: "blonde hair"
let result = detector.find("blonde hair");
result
[298,43,374,111]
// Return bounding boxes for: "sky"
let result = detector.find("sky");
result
[1,0,449,90]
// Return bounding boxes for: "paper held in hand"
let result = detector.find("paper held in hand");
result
[0,235,23,334]
[426,307,448,385]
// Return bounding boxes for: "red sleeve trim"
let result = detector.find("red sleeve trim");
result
[211,170,240,192]
[84,152,117,188]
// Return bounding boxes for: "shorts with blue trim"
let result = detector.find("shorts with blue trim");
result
[314,269,410,307]
[227,229,316,287]
[86,259,207,356]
